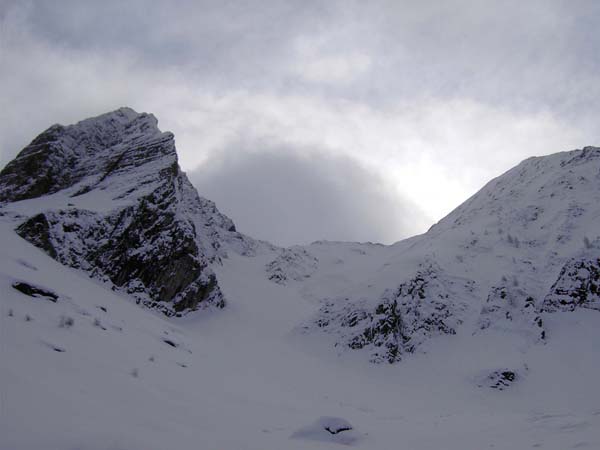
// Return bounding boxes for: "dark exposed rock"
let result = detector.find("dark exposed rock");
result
[16,214,57,259]
[12,281,58,302]
[479,370,519,390]
[311,264,469,363]
[346,297,403,363]
[163,339,178,348]
[325,424,352,435]
[542,257,600,312]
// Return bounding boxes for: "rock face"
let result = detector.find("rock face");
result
[310,264,470,363]
[0,108,251,315]
[542,254,600,312]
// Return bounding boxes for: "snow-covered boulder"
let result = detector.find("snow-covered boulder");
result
[291,416,361,445]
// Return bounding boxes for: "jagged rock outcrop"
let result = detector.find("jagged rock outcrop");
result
[0,108,252,315]
[542,256,600,312]
[310,264,470,363]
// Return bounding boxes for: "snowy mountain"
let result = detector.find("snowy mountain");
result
[0,108,258,315]
[2,109,600,450]
[290,147,600,362]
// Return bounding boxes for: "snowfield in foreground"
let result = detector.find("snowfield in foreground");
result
[2,220,600,449]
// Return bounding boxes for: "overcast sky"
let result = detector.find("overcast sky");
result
[1,1,599,246]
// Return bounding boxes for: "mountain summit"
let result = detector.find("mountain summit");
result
[0,107,253,314]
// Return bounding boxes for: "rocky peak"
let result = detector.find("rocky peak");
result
[0,107,171,204]
[0,108,253,315]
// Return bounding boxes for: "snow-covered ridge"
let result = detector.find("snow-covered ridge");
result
[289,146,600,361]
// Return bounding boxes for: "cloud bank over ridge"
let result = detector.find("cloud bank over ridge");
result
[1,0,598,244]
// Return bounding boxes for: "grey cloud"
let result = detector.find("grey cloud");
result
[8,0,600,112]
[4,0,600,121]
[189,143,428,246]
[11,0,333,87]
[1,0,599,241]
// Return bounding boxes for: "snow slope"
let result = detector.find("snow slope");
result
[2,223,600,450]
[2,110,600,449]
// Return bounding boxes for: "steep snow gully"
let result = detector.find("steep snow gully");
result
[1,108,599,450]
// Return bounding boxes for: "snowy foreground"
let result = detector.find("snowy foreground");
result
[2,221,600,449]
[2,109,600,449]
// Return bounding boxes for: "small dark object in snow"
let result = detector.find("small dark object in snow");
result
[163,339,178,348]
[25,314,32,322]
[98,306,107,313]
[12,281,58,302]
[500,371,516,382]
[41,340,66,352]
[93,318,107,330]
[177,362,188,368]
[8,309,13,317]
[485,370,518,390]
[291,416,359,445]
[325,425,353,435]
[149,356,155,362]
[131,368,139,378]
[59,315,74,328]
